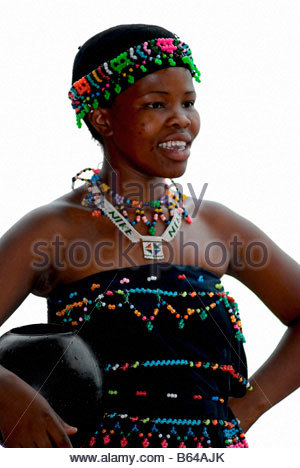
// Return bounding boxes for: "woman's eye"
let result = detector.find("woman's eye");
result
[183,101,195,108]
[145,102,164,109]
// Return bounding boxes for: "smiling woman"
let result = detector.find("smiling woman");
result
[0,22,299,449]
[89,67,200,177]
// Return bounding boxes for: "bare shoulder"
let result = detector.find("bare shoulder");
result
[187,196,240,237]
[0,186,89,295]
[194,198,300,326]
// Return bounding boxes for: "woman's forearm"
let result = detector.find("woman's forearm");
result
[228,317,300,433]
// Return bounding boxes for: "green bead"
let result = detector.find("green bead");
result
[110,52,132,74]
[92,98,99,109]
[168,58,176,66]
[147,322,154,331]
[140,65,147,72]
[182,292,187,297]
[114,84,122,94]
[148,226,156,235]
[128,75,134,84]
[104,90,111,100]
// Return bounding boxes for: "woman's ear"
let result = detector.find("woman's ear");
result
[88,108,113,137]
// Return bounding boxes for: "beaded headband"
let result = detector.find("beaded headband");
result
[68,37,201,128]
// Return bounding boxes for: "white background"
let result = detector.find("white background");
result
[0,0,299,452]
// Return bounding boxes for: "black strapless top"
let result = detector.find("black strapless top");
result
[47,262,250,448]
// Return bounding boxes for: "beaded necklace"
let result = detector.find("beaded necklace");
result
[72,168,193,259]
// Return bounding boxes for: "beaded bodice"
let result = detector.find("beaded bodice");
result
[47,262,250,448]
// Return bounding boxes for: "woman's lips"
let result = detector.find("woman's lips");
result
[157,144,191,161]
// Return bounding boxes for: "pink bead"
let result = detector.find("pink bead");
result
[150,316,155,320]
[161,439,168,448]
[120,437,128,447]
[120,278,129,284]
[142,438,150,448]
[83,307,87,312]
[142,316,147,321]
[143,42,151,55]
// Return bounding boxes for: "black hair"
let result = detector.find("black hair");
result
[71,24,177,146]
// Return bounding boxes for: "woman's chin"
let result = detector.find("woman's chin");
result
[161,160,188,179]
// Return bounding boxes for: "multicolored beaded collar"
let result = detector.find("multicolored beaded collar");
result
[68,37,201,128]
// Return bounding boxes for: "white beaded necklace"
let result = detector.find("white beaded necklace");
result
[92,187,182,260]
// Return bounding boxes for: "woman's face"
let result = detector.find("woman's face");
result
[102,67,200,178]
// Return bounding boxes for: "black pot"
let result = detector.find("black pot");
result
[0,323,103,445]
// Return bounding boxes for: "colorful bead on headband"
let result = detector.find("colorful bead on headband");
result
[68,37,201,128]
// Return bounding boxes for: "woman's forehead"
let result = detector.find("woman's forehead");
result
[125,67,195,97]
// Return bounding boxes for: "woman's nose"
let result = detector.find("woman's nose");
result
[166,107,191,128]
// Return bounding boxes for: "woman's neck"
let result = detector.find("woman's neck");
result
[99,162,170,203]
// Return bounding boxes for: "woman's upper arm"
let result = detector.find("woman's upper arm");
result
[212,202,300,326]
[0,206,59,326]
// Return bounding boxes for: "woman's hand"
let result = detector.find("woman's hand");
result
[227,393,266,434]
[0,369,77,447]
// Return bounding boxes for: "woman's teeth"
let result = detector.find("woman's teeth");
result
[158,140,187,150]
